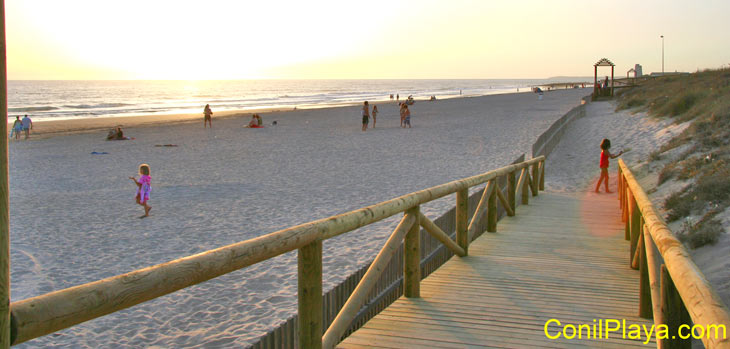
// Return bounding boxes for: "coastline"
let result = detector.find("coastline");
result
[6,92,521,139]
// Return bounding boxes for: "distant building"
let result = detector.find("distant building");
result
[634,64,643,77]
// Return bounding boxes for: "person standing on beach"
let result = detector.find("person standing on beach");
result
[399,103,406,127]
[371,105,378,128]
[130,164,152,218]
[403,105,411,128]
[21,114,33,139]
[203,104,213,128]
[361,101,370,131]
[594,138,623,193]
[11,116,22,140]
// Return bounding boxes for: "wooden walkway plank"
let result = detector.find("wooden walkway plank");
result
[339,192,655,348]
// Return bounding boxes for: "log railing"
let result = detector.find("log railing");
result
[618,159,730,348]
[6,157,545,348]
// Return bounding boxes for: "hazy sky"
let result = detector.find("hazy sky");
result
[7,0,730,80]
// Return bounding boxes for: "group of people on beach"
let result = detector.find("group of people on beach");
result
[247,114,264,128]
[361,101,412,131]
[9,115,33,140]
[361,102,379,130]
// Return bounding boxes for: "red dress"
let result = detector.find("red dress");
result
[600,150,609,168]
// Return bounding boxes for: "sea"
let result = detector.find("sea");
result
[8,79,589,121]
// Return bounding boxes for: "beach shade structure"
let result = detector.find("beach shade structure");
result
[593,58,615,99]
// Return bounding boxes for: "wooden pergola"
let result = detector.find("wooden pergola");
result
[594,58,615,97]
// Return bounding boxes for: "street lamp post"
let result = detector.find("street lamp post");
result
[661,35,664,75]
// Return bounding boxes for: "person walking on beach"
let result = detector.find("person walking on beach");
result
[21,114,33,139]
[403,104,411,128]
[594,138,623,193]
[362,101,370,131]
[203,104,213,128]
[399,103,406,127]
[11,116,22,140]
[130,164,152,218]
[371,105,378,128]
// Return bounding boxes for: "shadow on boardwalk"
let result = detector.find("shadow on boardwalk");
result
[340,192,655,348]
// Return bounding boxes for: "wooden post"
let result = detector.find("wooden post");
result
[531,162,539,197]
[0,1,10,346]
[404,206,420,298]
[298,240,323,349]
[660,265,692,349]
[322,214,415,349]
[521,168,529,205]
[419,212,465,257]
[643,225,664,328]
[629,193,640,269]
[455,189,468,255]
[495,186,514,217]
[639,230,652,319]
[618,167,623,204]
[539,161,545,191]
[507,171,516,215]
[487,179,497,232]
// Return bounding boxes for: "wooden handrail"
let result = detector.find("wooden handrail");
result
[618,159,730,348]
[418,212,466,257]
[9,157,544,346]
[321,213,416,348]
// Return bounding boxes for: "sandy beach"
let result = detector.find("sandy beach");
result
[9,89,588,347]
[13,90,729,347]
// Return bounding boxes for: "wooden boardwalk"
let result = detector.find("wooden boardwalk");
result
[339,192,656,348]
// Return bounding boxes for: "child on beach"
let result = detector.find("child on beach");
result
[399,104,406,127]
[595,138,623,193]
[130,164,152,218]
[372,105,378,128]
[203,104,213,128]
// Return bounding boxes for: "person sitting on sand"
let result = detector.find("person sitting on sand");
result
[595,138,623,193]
[107,126,127,140]
[203,104,213,128]
[248,115,258,128]
[257,114,263,126]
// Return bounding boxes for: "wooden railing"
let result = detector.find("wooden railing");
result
[6,156,545,348]
[618,159,730,348]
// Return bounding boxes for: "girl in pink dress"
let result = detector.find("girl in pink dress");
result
[130,164,152,217]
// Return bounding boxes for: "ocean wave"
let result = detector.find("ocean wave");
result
[8,106,58,112]
[63,103,133,109]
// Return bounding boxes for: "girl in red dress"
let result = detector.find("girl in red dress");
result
[595,139,623,193]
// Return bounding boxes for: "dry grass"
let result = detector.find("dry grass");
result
[618,68,730,248]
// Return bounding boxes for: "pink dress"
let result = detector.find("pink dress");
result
[136,175,151,203]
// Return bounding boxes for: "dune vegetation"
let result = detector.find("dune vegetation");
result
[616,68,730,248]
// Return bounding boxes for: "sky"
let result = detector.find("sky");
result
[6,0,730,80]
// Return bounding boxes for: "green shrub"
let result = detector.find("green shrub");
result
[678,217,724,249]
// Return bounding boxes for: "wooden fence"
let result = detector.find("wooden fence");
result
[618,159,730,348]
[531,99,587,159]
[249,154,525,348]
[5,155,545,348]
